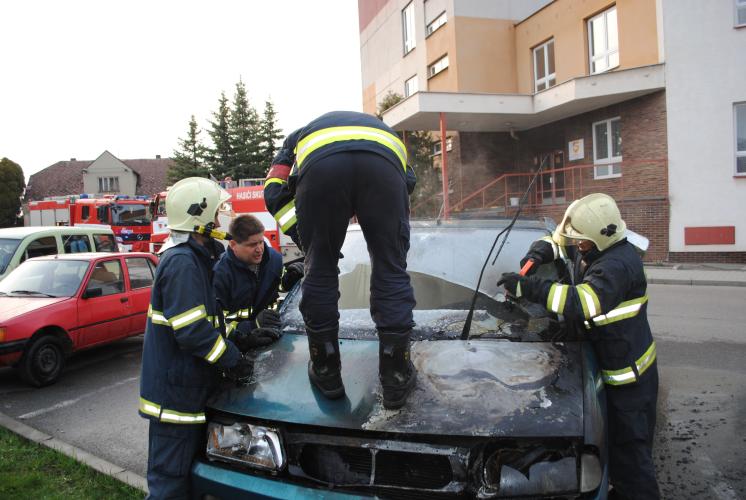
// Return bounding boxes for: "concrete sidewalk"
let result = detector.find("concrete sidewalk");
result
[645,263,746,287]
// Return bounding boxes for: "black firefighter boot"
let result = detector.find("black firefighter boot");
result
[307,327,346,399]
[379,330,417,409]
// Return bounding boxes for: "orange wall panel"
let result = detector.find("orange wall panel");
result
[453,17,518,94]
[362,82,377,115]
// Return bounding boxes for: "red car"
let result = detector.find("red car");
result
[0,252,158,386]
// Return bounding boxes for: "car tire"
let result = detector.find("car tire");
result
[19,335,66,387]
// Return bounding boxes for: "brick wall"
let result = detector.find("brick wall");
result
[668,252,746,264]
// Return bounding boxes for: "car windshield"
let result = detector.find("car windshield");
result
[0,259,89,297]
[281,220,564,342]
[111,203,151,226]
[0,238,21,274]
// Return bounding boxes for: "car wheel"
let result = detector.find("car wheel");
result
[19,335,66,387]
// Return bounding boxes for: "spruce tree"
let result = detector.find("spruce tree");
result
[207,92,234,179]
[168,116,210,183]
[0,157,25,228]
[258,99,284,172]
[229,80,262,181]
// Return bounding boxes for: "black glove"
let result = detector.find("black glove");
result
[255,309,281,329]
[497,272,525,298]
[223,354,254,383]
[233,321,281,351]
[281,262,304,291]
[520,239,558,273]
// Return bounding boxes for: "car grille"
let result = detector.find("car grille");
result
[286,431,468,497]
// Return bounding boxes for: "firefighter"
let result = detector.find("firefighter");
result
[498,193,660,500]
[138,177,253,500]
[263,110,417,409]
[213,214,303,349]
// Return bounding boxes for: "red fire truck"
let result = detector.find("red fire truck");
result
[149,191,169,253]
[27,195,153,252]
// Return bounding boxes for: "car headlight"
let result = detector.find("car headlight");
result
[206,421,285,472]
[480,447,578,497]
[580,451,603,493]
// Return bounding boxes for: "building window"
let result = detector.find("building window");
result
[404,75,419,98]
[592,117,622,179]
[533,39,556,92]
[736,103,746,174]
[426,11,447,36]
[432,137,453,156]
[428,55,449,78]
[402,2,416,55]
[588,6,619,74]
[737,0,746,27]
[98,176,120,193]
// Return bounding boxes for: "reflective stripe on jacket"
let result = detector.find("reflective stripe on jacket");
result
[139,237,240,424]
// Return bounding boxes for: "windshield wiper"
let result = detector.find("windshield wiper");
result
[9,290,58,298]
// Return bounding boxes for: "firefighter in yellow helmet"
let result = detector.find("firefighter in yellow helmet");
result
[139,177,253,499]
[498,193,660,500]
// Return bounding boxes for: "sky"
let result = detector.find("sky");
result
[0,1,363,179]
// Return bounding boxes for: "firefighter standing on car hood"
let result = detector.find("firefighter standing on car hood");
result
[138,177,253,499]
[498,193,660,500]
[264,110,418,409]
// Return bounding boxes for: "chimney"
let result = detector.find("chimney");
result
[70,158,77,161]
[155,154,161,159]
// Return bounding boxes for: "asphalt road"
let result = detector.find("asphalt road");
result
[1,283,744,498]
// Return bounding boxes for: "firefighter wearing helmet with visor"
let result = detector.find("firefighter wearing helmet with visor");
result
[498,193,660,499]
[138,177,253,499]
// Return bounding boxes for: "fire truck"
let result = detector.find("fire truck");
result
[27,195,153,252]
[148,184,301,261]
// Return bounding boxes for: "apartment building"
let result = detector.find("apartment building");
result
[358,0,746,262]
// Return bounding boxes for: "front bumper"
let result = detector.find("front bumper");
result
[191,460,371,500]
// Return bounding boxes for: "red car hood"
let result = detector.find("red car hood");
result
[0,297,71,323]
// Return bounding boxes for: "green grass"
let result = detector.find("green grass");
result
[0,427,143,499]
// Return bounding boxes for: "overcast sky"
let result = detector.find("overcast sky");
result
[0,1,363,179]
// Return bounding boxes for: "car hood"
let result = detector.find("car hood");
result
[0,297,71,322]
[208,333,584,438]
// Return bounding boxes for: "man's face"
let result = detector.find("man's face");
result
[230,233,265,265]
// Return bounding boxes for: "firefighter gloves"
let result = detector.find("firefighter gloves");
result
[520,239,557,272]
[255,309,281,330]
[498,272,525,298]
[223,354,254,384]
[281,262,305,291]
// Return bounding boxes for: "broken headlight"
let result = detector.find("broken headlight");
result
[206,421,285,472]
[479,446,579,498]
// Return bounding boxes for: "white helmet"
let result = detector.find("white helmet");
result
[552,193,626,251]
[166,177,231,232]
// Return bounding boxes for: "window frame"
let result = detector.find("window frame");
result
[428,54,449,78]
[432,136,453,156]
[98,176,120,193]
[402,2,416,55]
[426,11,447,37]
[592,117,623,179]
[404,75,419,98]
[126,257,155,289]
[735,102,746,175]
[533,38,556,92]
[736,0,746,27]
[587,6,619,75]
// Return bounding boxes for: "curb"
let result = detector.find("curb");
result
[647,278,746,287]
[0,412,148,494]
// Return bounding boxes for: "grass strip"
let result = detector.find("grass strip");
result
[0,426,142,499]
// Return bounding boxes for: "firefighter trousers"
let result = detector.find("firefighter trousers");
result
[145,420,205,500]
[607,363,661,500]
[296,150,416,333]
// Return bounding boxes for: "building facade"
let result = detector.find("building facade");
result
[359,0,746,262]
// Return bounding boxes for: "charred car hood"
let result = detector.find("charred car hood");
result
[0,297,70,322]
[208,333,584,438]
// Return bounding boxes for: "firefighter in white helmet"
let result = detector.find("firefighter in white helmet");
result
[139,177,253,499]
[498,193,660,500]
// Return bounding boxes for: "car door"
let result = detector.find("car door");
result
[123,256,156,335]
[78,257,132,347]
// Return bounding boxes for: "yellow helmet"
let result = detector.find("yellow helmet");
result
[552,193,626,251]
[166,177,231,232]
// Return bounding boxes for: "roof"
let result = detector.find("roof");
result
[0,226,115,240]
[26,153,174,201]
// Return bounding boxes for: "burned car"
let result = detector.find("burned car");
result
[192,219,608,499]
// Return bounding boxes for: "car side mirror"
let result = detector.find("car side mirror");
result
[82,287,103,299]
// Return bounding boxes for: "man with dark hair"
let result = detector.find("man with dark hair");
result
[213,214,299,351]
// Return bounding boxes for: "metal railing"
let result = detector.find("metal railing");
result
[411,159,668,218]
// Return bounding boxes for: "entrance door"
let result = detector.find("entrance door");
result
[539,150,566,204]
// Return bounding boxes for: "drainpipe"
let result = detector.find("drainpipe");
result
[440,112,450,220]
